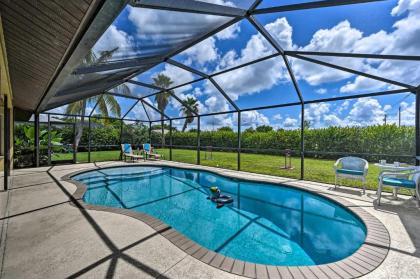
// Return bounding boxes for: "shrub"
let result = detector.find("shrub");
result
[14,122,415,166]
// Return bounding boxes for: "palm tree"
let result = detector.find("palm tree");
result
[66,48,130,149]
[152,74,174,146]
[153,74,173,116]
[181,97,199,132]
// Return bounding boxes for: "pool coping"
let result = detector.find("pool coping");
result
[62,162,390,279]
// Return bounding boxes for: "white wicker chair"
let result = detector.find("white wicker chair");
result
[334,157,368,194]
[378,169,420,205]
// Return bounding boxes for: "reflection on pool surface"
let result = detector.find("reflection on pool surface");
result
[73,166,366,266]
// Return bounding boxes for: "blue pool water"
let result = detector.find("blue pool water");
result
[73,166,366,266]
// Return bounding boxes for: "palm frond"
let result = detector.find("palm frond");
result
[152,74,173,89]
[181,97,199,117]
[65,100,85,115]
[151,74,175,120]
[103,95,121,117]
[113,83,131,96]
[97,97,109,117]
[155,92,170,112]
[96,47,119,64]
[180,97,199,129]
[82,50,97,65]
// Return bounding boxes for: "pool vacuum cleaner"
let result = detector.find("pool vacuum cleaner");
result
[207,186,233,208]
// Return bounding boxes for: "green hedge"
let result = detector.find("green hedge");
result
[154,124,415,162]
[304,125,413,155]
[15,122,415,163]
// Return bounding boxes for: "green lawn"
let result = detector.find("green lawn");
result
[52,150,121,163]
[52,148,405,194]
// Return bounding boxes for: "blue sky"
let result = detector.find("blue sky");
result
[48,0,419,130]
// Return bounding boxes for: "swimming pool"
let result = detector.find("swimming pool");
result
[72,166,366,266]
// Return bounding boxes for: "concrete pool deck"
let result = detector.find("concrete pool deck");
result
[0,161,419,278]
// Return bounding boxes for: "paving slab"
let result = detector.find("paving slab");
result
[0,162,419,279]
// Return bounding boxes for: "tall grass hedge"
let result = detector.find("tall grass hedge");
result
[156,124,414,162]
[16,122,415,163]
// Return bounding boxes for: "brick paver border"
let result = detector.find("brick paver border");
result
[62,163,390,279]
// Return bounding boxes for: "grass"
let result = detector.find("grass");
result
[52,150,120,163]
[52,148,409,194]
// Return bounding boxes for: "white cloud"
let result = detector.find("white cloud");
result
[399,101,416,125]
[93,25,134,58]
[305,103,331,127]
[345,97,386,126]
[316,88,327,94]
[212,57,288,101]
[273,114,283,121]
[204,95,231,113]
[122,0,419,129]
[237,111,270,128]
[303,97,414,128]
[174,20,240,69]
[291,57,352,86]
[125,0,239,62]
[171,3,420,119]
[160,64,195,87]
[337,100,350,114]
[303,98,390,128]
[385,100,416,126]
[198,0,236,7]
[388,0,420,56]
[202,114,234,129]
[127,103,149,121]
[391,0,420,16]
[265,17,294,50]
[183,37,218,66]
[46,105,67,114]
[302,20,363,53]
[126,0,419,103]
[127,6,227,41]
[288,0,420,91]
[196,16,290,79]
[85,105,94,116]
[324,114,343,127]
[204,0,420,111]
[209,20,291,100]
[215,22,241,40]
[339,76,394,93]
[353,30,393,54]
[283,117,298,128]
[338,0,420,91]
[290,21,365,86]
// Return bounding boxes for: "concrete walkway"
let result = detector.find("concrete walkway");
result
[0,161,419,278]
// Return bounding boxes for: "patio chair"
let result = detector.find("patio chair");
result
[143,143,163,160]
[121,144,144,162]
[378,169,420,205]
[334,156,368,194]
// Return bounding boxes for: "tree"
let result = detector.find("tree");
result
[244,127,255,133]
[218,126,233,132]
[153,74,173,116]
[66,48,130,149]
[256,125,273,132]
[153,74,174,145]
[303,120,311,130]
[181,97,199,132]
[15,126,62,148]
[14,125,63,167]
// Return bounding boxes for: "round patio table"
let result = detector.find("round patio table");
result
[374,163,418,198]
